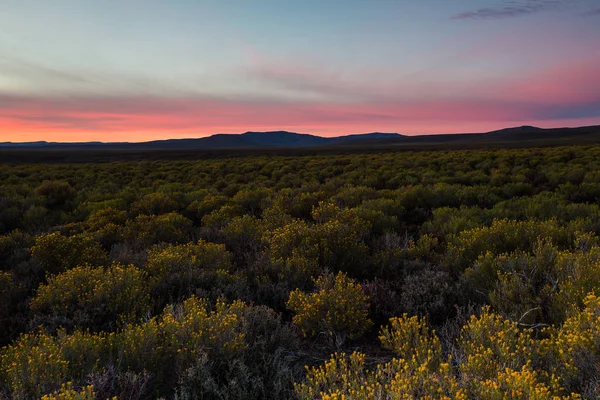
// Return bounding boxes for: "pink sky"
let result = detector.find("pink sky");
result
[3,57,599,142]
[1,1,599,142]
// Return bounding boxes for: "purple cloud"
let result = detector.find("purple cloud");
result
[582,8,600,16]
[453,0,561,20]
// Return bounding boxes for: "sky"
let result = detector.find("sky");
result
[1,0,600,142]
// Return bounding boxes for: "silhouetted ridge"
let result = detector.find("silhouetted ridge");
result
[1,126,598,150]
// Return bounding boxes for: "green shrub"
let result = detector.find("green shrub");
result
[31,233,108,276]
[31,263,150,328]
[287,272,372,345]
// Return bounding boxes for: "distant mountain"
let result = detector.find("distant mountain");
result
[1,126,599,150]
[486,125,544,135]
[480,125,599,141]
[0,141,50,147]
[0,131,403,150]
[351,125,600,147]
[332,132,402,144]
[243,131,332,147]
[0,141,107,148]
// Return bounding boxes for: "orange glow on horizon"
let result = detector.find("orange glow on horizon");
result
[2,57,600,143]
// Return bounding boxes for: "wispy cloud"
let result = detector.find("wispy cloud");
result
[452,0,565,20]
[2,48,600,141]
[582,8,600,16]
[2,57,599,141]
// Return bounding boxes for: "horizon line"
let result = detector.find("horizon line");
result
[3,123,589,144]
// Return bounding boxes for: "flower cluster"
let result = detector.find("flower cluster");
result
[31,263,150,324]
[287,272,372,342]
[296,308,588,399]
[1,297,248,399]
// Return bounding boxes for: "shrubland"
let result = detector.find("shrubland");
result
[1,145,600,398]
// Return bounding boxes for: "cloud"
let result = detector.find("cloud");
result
[582,8,600,16]
[452,0,563,20]
[2,56,600,141]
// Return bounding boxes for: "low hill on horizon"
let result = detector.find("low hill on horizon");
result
[0,131,404,149]
[1,125,599,150]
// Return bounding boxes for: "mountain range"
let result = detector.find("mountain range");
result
[1,125,599,150]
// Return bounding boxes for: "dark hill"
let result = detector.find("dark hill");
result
[1,126,599,151]
[0,131,402,150]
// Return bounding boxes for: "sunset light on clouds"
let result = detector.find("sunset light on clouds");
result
[1,0,600,142]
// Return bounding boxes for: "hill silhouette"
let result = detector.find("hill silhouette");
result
[1,126,599,150]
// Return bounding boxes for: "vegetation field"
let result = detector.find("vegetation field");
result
[1,144,600,399]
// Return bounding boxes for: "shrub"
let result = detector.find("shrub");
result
[287,272,372,345]
[232,187,271,216]
[267,206,370,278]
[201,205,244,230]
[544,294,600,396]
[123,212,193,247]
[458,307,535,383]
[0,272,15,319]
[1,297,249,399]
[87,367,150,400]
[175,305,301,400]
[35,181,77,210]
[40,383,99,400]
[0,230,32,270]
[144,240,233,303]
[296,317,462,400]
[31,263,150,329]
[361,279,401,326]
[1,332,70,398]
[379,314,442,369]
[444,218,587,273]
[85,208,126,248]
[462,240,600,325]
[131,192,180,215]
[400,267,452,322]
[296,312,576,400]
[469,365,579,400]
[31,233,108,276]
[221,215,266,257]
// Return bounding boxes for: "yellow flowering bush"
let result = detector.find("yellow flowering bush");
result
[31,232,108,275]
[470,365,580,400]
[554,245,600,312]
[144,240,234,303]
[296,311,582,399]
[295,316,464,400]
[40,382,101,400]
[145,240,232,284]
[379,314,463,399]
[543,294,600,396]
[379,314,442,369]
[160,296,247,358]
[268,209,370,280]
[295,352,380,400]
[31,263,150,326]
[201,204,244,229]
[105,296,247,374]
[0,331,69,398]
[287,272,372,344]
[462,240,600,326]
[85,208,126,231]
[0,271,15,319]
[459,307,535,382]
[122,212,192,247]
[131,191,180,216]
[1,297,248,399]
[267,219,321,283]
[445,218,584,273]
[296,351,465,400]
[221,214,266,252]
[85,208,126,247]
